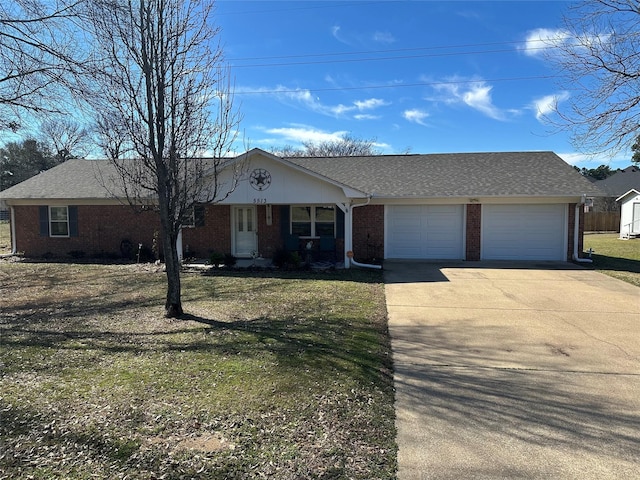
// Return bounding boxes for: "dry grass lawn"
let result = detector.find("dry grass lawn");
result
[0,221,10,254]
[583,233,640,287]
[0,262,396,479]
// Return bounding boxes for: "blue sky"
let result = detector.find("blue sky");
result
[216,0,633,169]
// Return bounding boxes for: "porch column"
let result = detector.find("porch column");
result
[176,228,183,262]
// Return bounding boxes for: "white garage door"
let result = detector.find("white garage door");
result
[482,204,566,260]
[386,205,464,259]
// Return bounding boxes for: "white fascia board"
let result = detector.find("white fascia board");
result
[370,195,590,205]
[616,189,640,202]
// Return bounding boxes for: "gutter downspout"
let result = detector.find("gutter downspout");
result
[573,196,592,264]
[348,195,382,270]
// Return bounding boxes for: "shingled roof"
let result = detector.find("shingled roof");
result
[0,151,604,201]
[593,165,640,197]
[0,159,124,200]
[289,151,604,198]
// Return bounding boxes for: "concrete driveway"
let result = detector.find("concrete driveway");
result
[384,261,640,480]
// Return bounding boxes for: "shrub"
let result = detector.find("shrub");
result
[209,251,224,268]
[272,249,302,269]
[224,253,237,267]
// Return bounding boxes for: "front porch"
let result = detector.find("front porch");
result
[180,202,374,268]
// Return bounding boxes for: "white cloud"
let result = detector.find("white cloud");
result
[373,31,395,44]
[433,80,508,120]
[331,24,396,47]
[532,91,570,121]
[522,28,570,57]
[238,84,388,120]
[262,125,348,145]
[354,114,380,120]
[462,84,504,120]
[556,152,588,166]
[521,28,610,59]
[403,109,429,126]
[354,98,389,110]
[331,25,352,46]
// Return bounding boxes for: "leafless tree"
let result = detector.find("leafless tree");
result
[84,0,242,317]
[548,0,640,157]
[274,134,380,157]
[0,1,86,131]
[39,118,90,160]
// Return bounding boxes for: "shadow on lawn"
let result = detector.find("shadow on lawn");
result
[590,254,640,273]
[2,306,393,389]
[200,267,383,283]
[181,313,393,382]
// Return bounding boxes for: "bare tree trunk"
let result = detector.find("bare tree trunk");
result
[156,166,183,318]
[162,227,183,318]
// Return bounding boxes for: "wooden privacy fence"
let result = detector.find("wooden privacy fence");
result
[584,211,620,232]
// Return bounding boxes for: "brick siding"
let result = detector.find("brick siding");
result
[11,201,586,262]
[567,203,585,260]
[256,204,283,259]
[182,205,231,258]
[352,205,384,261]
[465,204,481,261]
[13,204,161,258]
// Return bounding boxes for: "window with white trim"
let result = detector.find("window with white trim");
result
[49,206,69,237]
[291,206,335,237]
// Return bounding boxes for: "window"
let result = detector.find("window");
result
[182,205,205,228]
[49,206,69,237]
[39,206,78,238]
[291,206,335,237]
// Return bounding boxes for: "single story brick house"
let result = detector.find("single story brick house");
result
[0,148,604,266]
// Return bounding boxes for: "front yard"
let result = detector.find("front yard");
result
[583,233,640,287]
[0,263,396,479]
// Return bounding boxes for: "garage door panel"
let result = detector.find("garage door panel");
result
[483,204,565,260]
[387,205,464,259]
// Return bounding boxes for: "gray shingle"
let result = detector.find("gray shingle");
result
[289,151,605,198]
[593,166,640,196]
[0,159,124,199]
[0,151,605,201]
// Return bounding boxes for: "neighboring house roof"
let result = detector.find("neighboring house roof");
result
[0,150,604,201]
[616,188,640,203]
[289,151,604,198]
[594,166,640,196]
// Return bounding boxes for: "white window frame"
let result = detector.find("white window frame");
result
[291,205,336,238]
[49,206,70,237]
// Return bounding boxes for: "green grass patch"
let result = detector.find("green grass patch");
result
[583,233,640,287]
[0,263,396,479]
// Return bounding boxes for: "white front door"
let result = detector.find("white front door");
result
[234,206,257,257]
